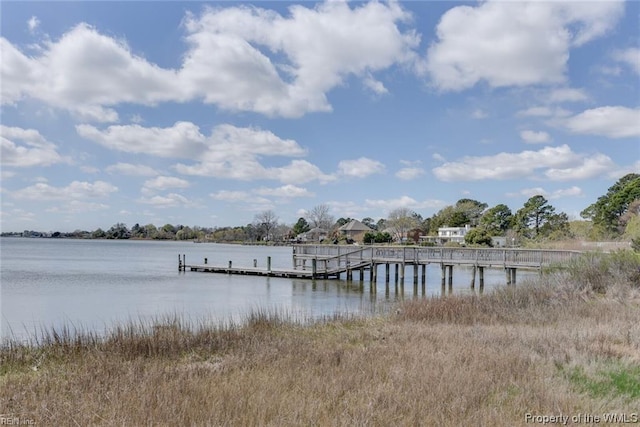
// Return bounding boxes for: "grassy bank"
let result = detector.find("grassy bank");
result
[1,251,639,426]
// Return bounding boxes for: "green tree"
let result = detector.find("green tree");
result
[581,173,640,236]
[464,227,493,246]
[292,217,311,236]
[514,195,555,239]
[480,204,513,235]
[361,217,377,230]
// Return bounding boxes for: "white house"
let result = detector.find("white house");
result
[420,224,472,245]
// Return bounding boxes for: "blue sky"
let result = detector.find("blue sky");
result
[1,0,639,232]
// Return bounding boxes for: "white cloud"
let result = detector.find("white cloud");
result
[80,166,100,174]
[253,185,314,199]
[432,144,616,182]
[517,106,572,118]
[365,196,446,211]
[561,106,640,138]
[2,24,182,121]
[545,154,617,181]
[12,180,118,201]
[337,157,385,178]
[139,193,193,208]
[46,200,109,214]
[77,121,207,158]
[613,48,640,75]
[27,16,40,33]
[520,130,551,144]
[425,1,623,91]
[142,176,190,192]
[3,3,419,119]
[396,167,425,180]
[547,88,589,103]
[507,186,583,200]
[363,74,389,95]
[106,162,158,177]
[210,190,251,202]
[1,125,64,167]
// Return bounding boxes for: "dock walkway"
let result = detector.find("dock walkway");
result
[181,245,582,287]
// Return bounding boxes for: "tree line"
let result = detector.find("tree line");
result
[8,174,639,247]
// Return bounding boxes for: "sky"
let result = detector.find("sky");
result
[1,0,639,232]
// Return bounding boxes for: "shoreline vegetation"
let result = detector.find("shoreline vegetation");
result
[2,251,639,425]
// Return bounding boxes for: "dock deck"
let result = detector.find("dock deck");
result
[181,245,583,285]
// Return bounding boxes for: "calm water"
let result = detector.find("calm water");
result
[1,238,518,341]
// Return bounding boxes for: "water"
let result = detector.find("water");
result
[1,238,521,342]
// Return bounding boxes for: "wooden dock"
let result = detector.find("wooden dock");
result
[180,245,582,288]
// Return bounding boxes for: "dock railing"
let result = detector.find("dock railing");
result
[293,245,581,270]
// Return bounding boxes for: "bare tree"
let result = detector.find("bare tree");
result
[306,204,334,230]
[254,210,279,241]
[387,207,419,242]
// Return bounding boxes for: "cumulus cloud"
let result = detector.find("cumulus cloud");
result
[253,184,314,199]
[78,122,331,184]
[613,48,640,75]
[396,167,425,180]
[432,144,616,182]
[139,193,194,208]
[2,2,419,119]
[507,186,584,200]
[77,121,207,158]
[142,176,190,192]
[425,1,623,91]
[365,196,446,211]
[560,106,640,138]
[547,88,589,103]
[1,24,182,121]
[1,125,65,167]
[12,180,118,201]
[27,16,40,33]
[106,162,159,176]
[520,130,552,144]
[337,157,385,178]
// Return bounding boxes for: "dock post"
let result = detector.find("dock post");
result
[441,264,446,288]
[312,258,317,278]
[394,264,399,284]
[254,259,257,268]
[506,268,512,285]
[479,267,485,293]
[400,263,405,284]
[413,264,418,285]
[267,256,272,272]
[346,261,352,281]
[512,268,517,285]
[204,257,208,265]
[421,264,426,285]
[470,265,476,290]
[183,254,186,272]
[228,260,232,269]
[385,263,390,284]
[448,265,453,294]
[178,254,182,272]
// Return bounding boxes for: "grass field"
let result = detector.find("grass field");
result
[1,250,639,426]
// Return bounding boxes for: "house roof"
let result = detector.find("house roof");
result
[306,227,327,234]
[338,219,372,232]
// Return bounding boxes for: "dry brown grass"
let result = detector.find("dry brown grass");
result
[2,252,639,426]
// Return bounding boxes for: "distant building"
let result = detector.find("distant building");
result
[338,219,373,243]
[298,227,328,242]
[420,224,472,245]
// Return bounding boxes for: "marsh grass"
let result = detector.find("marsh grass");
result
[1,251,639,426]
